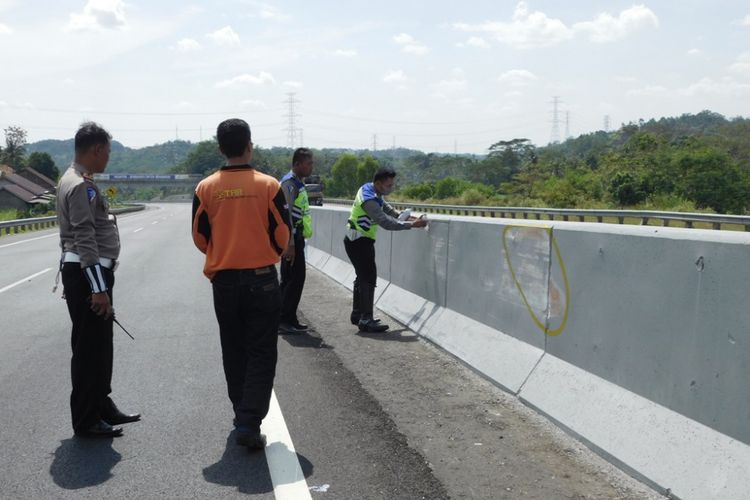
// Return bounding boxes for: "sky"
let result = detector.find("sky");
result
[1,0,749,153]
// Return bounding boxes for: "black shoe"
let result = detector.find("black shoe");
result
[237,430,266,450]
[350,312,361,325]
[279,322,308,334]
[103,410,141,425]
[358,318,389,333]
[75,420,123,438]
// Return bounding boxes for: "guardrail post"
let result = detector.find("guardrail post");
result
[563,215,569,221]
[534,213,540,220]
[662,219,669,227]
[712,222,721,230]
[641,217,648,225]
[617,216,624,224]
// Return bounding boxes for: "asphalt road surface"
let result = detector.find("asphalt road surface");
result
[0,203,662,499]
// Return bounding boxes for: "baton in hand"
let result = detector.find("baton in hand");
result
[113,314,135,340]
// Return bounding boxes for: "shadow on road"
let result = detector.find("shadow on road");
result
[356,327,419,342]
[202,430,314,494]
[49,438,122,489]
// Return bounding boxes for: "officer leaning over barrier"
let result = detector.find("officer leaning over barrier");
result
[278,147,314,335]
[344,166,428,333]
[56,122,140,438]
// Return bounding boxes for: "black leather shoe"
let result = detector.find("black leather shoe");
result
[292,321,308,330]
[103,410,141,425]
[75,420,123,438]
[237,430,266,450]
[279,322,308,334]
[358,318,389,333]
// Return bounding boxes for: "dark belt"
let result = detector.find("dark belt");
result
[215,265,275,277]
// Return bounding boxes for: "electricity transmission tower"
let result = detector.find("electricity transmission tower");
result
[550,96,562,144]
[283,93,300,149]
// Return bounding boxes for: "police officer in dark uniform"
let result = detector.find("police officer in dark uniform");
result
[57,122,140,438]
[279,147,314,334]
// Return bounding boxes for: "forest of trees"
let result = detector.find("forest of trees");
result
[15,110,750,215]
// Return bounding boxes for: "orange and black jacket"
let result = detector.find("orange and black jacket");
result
[192,165,291,280]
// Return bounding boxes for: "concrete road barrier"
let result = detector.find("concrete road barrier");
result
[307,206,750,500]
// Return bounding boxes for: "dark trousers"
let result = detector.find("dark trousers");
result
[62,263,115,432]
[211,267,281,430]
[344,236,377,316]
[280,235,306,324]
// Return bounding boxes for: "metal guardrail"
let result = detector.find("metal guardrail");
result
[0,205,145,236]
[323,198,750,231]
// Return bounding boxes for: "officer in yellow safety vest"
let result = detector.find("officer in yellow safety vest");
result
[279,148,314,334]
[344,166,427,332]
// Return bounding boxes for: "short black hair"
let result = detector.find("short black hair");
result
[75,122,111,153]
[217,118,252,158]
[292,147,312,166]
[373,166,397,183]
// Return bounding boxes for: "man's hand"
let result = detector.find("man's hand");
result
[282,243,296,265]
[89,292,113,319]
[411,217,428,228]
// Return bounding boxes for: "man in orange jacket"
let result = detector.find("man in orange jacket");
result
[192,118,291,450]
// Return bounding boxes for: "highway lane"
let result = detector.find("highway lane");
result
[0,203,447,499]
[0,202,661,499]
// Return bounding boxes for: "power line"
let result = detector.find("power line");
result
[2,104,284,116]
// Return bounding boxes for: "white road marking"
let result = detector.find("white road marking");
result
[0,233,57,249]
[262,390,312,500]
[0,268,52,294]
[134,228,144,233]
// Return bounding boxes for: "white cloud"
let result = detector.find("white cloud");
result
[283,80,303,88]
[453,2,573,49]
[176,101,194,109]
[175,38,201,51]
[434,78,468,92]
[0,100,7,107]
[334,48,357,57]
[497,69,538,86]
[686,48,701,56]
[383,69,409,84]
[626,85,668,97]
[734,15,750,26]
[240,99,267,109]
[504,90,523,98]
[207,26,240,47]
[573,5,658,43]
[457,36,490,49]
[215,71,275,88]
[729,52,750,78]
[614,75,638,83]
[66,0,127,32]
[258,4,289,21]
[678,77,750,97]
[454,2,657,49]
[0,22,11,35]
[393,32,429,56]
[393,33,416,45]
[63,78,75,85]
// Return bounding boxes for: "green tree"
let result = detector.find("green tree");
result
[2,125,28,170]
[25,151,59,180]
[672,148,747,213]
[328,154,360,197]
[172,140,223,175]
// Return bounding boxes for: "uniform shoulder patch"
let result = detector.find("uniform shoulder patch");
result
[86,186,97,202]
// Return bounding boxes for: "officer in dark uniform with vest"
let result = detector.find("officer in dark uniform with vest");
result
[56,122,140,438]
[279,148,314,334]
[344,166,427,332]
